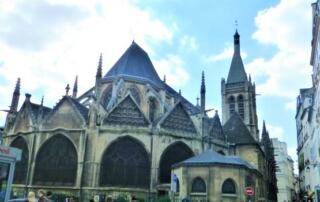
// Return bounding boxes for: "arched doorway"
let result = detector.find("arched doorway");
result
[33,134,77,186]
[11,137,29,184]
[100,136,150,188]
[159,142,194,183]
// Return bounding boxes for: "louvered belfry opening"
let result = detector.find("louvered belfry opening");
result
[11,137,29,185]
[100,136,150,188]
[159,142,194,183]
[33,135,77,186]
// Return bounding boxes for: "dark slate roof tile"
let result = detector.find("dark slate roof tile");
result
[104,41,163,88]
[223,113,256,144]
[174,150,255,170]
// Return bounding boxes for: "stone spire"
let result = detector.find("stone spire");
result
[96,53,103,80]
[10,78,21,112]
[72,76,78,98]
[226,30,247,84]
[200,71,206,114]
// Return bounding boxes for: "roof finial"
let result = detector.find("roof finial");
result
[196,97,200,107]
[163,74,166,83]
[72,75,78,98]
[179,89,182,95]
[41,96,44,106]
[201,71,206,114]
[65,84,70,96]
[235,20,238,30]
[96,53,103,79]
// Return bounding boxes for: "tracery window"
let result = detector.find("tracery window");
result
[102,85,113,109]
[237,95,244,119]
[33,135,77,186]
[128,86,141,105]
[191,177,206,193]
[11,137,28,184]
[159,142,194,183]
[228,96,235,115]
[222,178,236,194]
[100,136,150,188]
[149,97,157,122]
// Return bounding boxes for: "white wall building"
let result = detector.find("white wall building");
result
[272,138,295,202]
[295,1,320,201]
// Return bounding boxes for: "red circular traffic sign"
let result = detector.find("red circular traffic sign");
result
[245,187,254,196]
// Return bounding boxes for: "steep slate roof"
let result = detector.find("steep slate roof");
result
[210,112,225,141]
[223,113,256,144]
[173,150,255,170]
[68,97,89,121]
[104,41,164,88]
[227,31,248,84]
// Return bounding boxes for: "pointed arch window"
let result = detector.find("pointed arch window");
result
[237,95,244,119]
[102,85,113,109]
[128,86,141,105]
[228,96,235,115]
[33,135,77,186]
[11,137,29,184]
[100,136,150,188]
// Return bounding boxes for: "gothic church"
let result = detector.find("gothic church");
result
[3,31,277,202]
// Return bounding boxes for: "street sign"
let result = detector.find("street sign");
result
[245,187,254,196]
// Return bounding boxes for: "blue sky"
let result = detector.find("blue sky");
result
[0,0,314,169]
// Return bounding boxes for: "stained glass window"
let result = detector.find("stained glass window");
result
[100,136,150,188]
[33,135,77,186]
[11,137,28,184]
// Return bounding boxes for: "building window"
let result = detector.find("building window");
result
[102,86,113,109]
[33,134,77,186]
[237,95,244,119]
[217,150,225,155]
[228,96,235,115]
[245,175,254,187]
[222,178,236,194]
[10,137,29,184]
[191,177,206,193]
[100,136,150,188]
[127,86,141,105]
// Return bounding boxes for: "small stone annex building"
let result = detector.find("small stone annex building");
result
[3,31,277,201]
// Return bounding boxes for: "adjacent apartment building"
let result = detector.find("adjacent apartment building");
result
[296,1,320,201]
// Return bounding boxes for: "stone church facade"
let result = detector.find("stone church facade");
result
[3,31,277,201]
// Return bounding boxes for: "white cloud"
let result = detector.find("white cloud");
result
[266,124,284,140]
[0,0,178,125]
[207,45,247,62]
[246,0,313,101]
[179,35,198,50]
[153,54,190,87]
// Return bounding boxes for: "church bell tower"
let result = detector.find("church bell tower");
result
[221,30,259,140]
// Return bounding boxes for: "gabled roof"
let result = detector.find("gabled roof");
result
[159,101,197,134]
[223,113,256,144]
[47,96,88,122]
[18,99,52,124]
[210,112,225,141]
[104,41,164,88]
[227,31,247,84]
[173,150,256,170]
[103,95,150,127]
